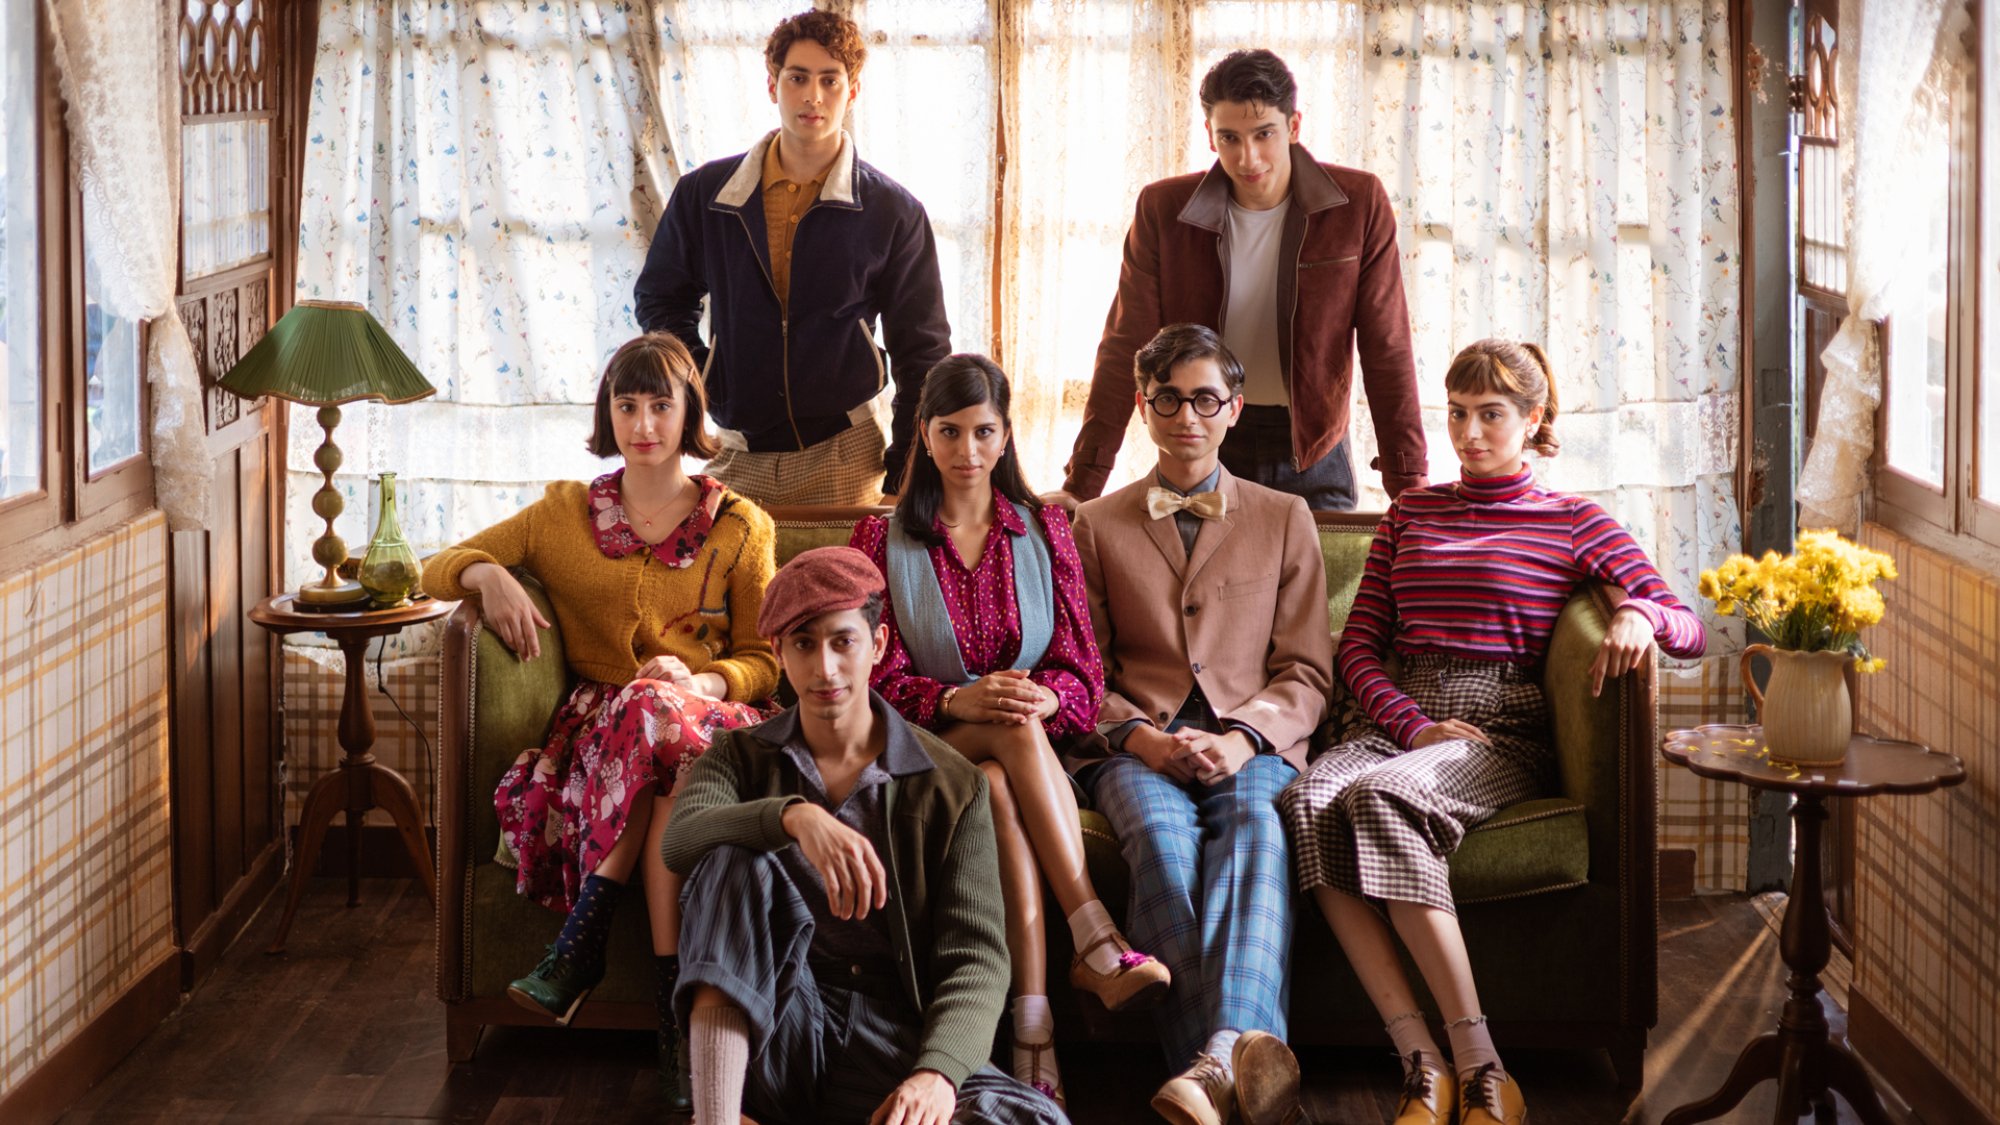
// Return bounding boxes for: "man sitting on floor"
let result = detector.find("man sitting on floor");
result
[1070,323,1334,1125]
[660,546,1066,1125]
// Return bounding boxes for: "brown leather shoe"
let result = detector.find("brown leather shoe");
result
[1457,1064,1526,1125]
[1151,1053,1233,1125]
[1018,1034,1067,1113]
[1069,929,1172,1011]
[1230,1031,1302,1125]
[1392,1052,1456,1124]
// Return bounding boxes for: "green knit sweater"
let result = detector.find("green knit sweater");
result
[660,698,1008,1088]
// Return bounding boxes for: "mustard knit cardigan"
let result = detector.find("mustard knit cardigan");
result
[420,481,780,702]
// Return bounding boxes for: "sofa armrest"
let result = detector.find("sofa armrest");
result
[436,576,570,1002]
[1541,582,1659,1027]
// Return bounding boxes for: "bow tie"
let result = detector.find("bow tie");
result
[1146,487,1227,521]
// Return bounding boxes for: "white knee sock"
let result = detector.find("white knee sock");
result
[1011,994,1060,1090]
[1066,900,1123,974]
[1446,1013,1502,1080]
[1384,1011,1447,1074]
[689,1004,749,1124]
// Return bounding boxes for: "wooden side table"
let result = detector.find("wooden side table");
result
[250,593,455,953]
[1660,724,1965,1124]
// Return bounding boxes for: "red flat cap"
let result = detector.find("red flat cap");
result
[757,546,886,640]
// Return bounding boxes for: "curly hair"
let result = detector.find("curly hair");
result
[765,9,867,79]
[1443,338,1561,458]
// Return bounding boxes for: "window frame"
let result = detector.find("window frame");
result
[1868,4,2000,568]
[0,4,157,572]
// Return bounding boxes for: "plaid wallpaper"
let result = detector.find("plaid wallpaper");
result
[0,513,175,1099]
[281,636,442,829]
[1854,525,2000,1119]
[1659,657,1751,891]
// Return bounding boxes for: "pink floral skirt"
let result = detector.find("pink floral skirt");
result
[494,678,768,913]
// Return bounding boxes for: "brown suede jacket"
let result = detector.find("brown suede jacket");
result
[1063,146,1429,500]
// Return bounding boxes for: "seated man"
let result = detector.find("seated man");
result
[1070,323,1334,1125]
[660,546,1066,1125]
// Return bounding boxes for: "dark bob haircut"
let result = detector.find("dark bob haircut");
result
[893,354,1040,549]
[587,333,720,460]
[1199,49,1298,119]
[1133,323,1246,397]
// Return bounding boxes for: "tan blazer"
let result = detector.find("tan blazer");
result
[1070,467,1333,769]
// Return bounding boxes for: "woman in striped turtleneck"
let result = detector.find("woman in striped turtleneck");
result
[1278,339,1706,1125]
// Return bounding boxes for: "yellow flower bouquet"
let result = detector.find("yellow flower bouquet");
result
[1698,530,1898,671]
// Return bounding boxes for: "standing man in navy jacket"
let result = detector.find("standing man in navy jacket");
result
[635,9,952,506]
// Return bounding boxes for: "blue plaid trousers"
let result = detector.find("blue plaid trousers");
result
[1083,752,1296,1070]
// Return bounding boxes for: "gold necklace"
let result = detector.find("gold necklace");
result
[624,477,690,527]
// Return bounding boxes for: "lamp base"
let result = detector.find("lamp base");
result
[296,578,372,610]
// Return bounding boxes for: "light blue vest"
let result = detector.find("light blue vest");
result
[884,502,1053,684]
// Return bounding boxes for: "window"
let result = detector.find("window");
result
[0,0,40,503]
[0,0,154,561]
[1871,0,1998,557]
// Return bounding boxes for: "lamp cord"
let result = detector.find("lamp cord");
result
[373,636,432,765]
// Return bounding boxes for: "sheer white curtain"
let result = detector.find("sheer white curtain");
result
[300,0,1741,649]
[292,0,673,586]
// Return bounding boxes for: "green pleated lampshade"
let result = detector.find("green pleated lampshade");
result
[218,300,436,406]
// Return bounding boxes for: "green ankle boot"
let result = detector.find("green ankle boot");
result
[658,1025,692,1111]
[506,944,605,1026]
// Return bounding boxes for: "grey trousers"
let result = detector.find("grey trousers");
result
[675,844,1068,1125]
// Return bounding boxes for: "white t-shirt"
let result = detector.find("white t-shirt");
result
[1222,197,1290,406]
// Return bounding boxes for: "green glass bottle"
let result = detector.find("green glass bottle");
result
[360,472,421,608]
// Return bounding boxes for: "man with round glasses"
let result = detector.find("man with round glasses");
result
[1069,324,1332,1125]
[1061,49,1428,510]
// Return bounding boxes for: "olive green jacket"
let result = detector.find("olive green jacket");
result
[660,693,1007,1088]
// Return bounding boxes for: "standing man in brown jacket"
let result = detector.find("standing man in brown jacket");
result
[1062,49,1428,509]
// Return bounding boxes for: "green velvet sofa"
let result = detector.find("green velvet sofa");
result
[436,506,1656,1087]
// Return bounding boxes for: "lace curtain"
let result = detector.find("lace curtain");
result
[1797,0,1969,530]
[299,0,1740,654]
[45,0,211,530]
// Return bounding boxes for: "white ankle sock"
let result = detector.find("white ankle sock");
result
[1446,1014,1502,1080]
[1011,995,1059,1089]
[1203,1029,1241,1079]
[1384,1011,1447,1074]
[689,1004,749,1124]
[1066,900,1123,974]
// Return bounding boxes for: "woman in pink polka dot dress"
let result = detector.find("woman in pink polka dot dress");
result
[850,355,1170,1109]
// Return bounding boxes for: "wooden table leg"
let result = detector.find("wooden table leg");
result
[1662,795,1899,1124]
[370,761,437,903]
[264,768,346,954]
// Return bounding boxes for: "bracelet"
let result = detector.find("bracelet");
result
[939,686,960,719]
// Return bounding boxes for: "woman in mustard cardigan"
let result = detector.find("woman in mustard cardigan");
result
[421,333,778,1104]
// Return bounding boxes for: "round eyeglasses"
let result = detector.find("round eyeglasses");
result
[1144,390,1232,418]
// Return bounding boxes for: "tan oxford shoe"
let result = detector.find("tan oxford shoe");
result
[1457,1063,1526,1125]
[1392,1052,1456,1125]
[1151,1053,1233,1125]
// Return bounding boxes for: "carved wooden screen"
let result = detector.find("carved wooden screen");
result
[170,0,299,987]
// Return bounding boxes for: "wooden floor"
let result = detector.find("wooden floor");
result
[60,878,1919,1124]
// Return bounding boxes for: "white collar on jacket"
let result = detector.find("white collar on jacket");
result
[714,129,860,209]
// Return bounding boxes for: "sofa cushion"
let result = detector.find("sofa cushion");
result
[1448,796,1590,903]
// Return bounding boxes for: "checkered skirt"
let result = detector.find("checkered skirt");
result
[1278,653,1550,913]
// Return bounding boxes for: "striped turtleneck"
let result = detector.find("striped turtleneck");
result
[1339,464,1706,748]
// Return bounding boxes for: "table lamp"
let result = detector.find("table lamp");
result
[219,300,436,608]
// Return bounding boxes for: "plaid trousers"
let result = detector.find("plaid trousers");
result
[675,844,1066,1125]
[1279,653,1549,914]
[1083,752,1295,1070]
